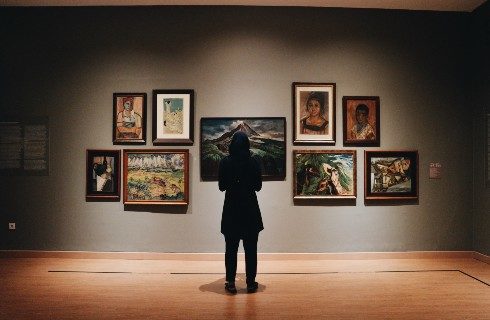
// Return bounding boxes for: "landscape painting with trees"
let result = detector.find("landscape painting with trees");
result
[200,117,286,180]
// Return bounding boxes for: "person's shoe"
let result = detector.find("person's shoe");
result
[225,282,237,294]
[246,281,258,293]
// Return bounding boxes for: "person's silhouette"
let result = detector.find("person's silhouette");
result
[218,131,263,294]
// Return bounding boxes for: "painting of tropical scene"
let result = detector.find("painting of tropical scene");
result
[294,150,356,199]
[125,152,187,203]
[201,118,286,180]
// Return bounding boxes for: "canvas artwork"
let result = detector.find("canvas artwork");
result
[365,151,418,200]
[293,150,356,199]
[113,93,146,144]
[343,96,380,146]
[152,90,194,145]
[162,98,184,134]
[86,149,120,201]
[200,117,286,180]
[293,82,336,145]
[123,149,189,205]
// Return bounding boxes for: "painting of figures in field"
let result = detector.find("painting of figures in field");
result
[365,151,418,200]
[201,118,286,180]
[123,150,189,205]
[294,150,356,199]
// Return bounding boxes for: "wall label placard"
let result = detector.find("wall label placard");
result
[429,162,442,179]
[0,117,49,176]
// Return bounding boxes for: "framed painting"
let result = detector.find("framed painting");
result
[123,149,189,205]
[200,117,286,181]
[86,149,121,201]
[152,90,194,145]
[293,150,356,199]
[343,96,380,146]
[365,150,419,200]
[293,82,336,145]
[113,93,146,144]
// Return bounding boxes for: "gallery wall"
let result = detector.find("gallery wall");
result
[470,1,490,256]
[0,5,478,253]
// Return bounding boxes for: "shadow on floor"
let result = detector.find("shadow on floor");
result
[199,274,267,295]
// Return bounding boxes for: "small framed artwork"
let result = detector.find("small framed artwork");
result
[86,149,121,201]
[343,96,380,146]
[200,117,286,181]
[293,150,356,199]
[292,82,336,145]
[113,93,146,144]
[365,150,419,200]
[123,149,189,205]
[152,90,194,145]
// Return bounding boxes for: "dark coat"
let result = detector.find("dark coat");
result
[219,132,263,236]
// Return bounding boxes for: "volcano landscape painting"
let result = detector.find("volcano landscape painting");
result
[200,117,286,180]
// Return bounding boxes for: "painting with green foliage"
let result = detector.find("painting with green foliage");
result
[294,150,356,199]
[200,118,286,180]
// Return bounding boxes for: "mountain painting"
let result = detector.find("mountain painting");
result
[200,117,286,180]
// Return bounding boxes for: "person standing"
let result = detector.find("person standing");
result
[218,131,263,294]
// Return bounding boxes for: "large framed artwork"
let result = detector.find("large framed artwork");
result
[365,150,419,200]
[343,96,380,146]
[123,149,189,205]
[293,150,356,199]
[293,82,336,145]
[200,117,286,180]
[86,149,121,201]
[152,90,194,145]
[113,93,146,144]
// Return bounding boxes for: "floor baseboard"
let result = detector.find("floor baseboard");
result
[0,250,482,260]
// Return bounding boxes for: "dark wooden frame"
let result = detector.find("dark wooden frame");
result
[292,82,336,145]
[152,89,194,145]
[200,117,287,181]
[86,149,121,201]
[364,150,419,200]
[113,93,147,145]
[123,149,189,205]
[343,96,380,146]
[293,149,357,200]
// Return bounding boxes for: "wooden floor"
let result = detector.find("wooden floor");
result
[1,256,489,319]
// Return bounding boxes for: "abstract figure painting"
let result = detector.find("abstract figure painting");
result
[293,82,336,145]
[123,149,189,205]
[365,150,418,200]
[343,96,380,146]
[200,117,286,180]
[113,93,146,144]
[152,90,194,145]
[86,149,121,201]
[293,150,356,199]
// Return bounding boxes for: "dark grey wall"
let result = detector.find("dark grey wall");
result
[0,6,477,253]
[471,2,490,256]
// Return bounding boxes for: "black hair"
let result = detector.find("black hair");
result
[356,103,369,114]
[306,92,325,113]
[229,131,251,160]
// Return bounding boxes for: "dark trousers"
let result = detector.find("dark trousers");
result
[224,233,259,285]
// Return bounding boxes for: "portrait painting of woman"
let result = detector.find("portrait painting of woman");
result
[293,83,336,145]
